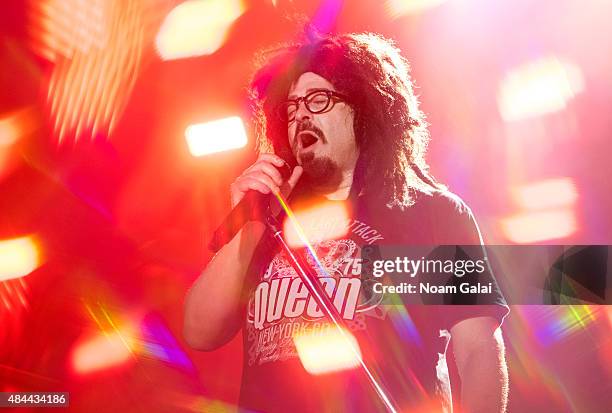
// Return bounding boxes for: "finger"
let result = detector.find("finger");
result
[240,172,280,194]
[234,177,274,195]
[257,153,286,168]
[287,166,303,189]
[249,161,284,186]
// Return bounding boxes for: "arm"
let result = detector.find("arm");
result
[183,154,302,351]
[183,221,266,350]
[450,316,509,413]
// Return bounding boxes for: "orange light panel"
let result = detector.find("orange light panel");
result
[0,236,41,282]
[512,178,578,210]
[497,57,584,121]
[283,201,350,248]
[155,0,245,60]
[500,208,577,243]
[185,116,247,156]
[294,325,361,375]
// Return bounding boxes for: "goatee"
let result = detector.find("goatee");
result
[300,152,343,191]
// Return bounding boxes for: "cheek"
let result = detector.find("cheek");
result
[286,124,297,147]
[331,113,356,148]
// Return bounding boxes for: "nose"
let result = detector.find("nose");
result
[294,99,311,123]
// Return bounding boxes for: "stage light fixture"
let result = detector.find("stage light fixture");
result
[185,116,248,156]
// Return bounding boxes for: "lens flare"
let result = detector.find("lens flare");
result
[185,116,248,156]
[0,236,42,282]
[71,329,136,374]
[385,0,446,19]
[155,0,245,60]
[533,305,597,346]
[293,324,361,375]
[500,208,577,244]
[138,314,193,370]
[0,119,19,147]
[282,201,350,249]
[385,0,448,18]
[498,57,584,121]
[72,303,141,374]
[512,178,578,210]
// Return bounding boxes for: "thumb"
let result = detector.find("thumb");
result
[279,166,303,199]
[287,165,303,189]
[271,166,303,217]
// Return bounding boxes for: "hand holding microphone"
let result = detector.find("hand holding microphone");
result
[209,151,303,252]
[230,153,303,209]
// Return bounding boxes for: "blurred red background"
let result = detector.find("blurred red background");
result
[1,1,611,411]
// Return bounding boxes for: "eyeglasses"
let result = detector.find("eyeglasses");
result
[277,89,347,122]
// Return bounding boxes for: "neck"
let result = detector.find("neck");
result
[324,185,352,200]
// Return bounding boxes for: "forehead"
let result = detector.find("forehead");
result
[288,72,335,98]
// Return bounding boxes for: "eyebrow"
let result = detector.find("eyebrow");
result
[287,88,331,100]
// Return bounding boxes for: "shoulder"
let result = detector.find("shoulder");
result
[408,189,482,245]
[410,188,473,217]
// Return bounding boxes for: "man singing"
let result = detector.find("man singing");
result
[184,32,509,412]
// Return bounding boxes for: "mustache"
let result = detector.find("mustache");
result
[295,120,326,144]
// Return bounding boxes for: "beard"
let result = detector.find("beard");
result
[299,152,343,192]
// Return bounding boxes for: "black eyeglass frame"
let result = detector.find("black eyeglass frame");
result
[277,89,348,122]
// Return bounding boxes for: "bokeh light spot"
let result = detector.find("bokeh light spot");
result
[498,57,584,121]
[156,0,245,60]
[294,325,361,375]
[500,208,577,243]
[185,116,247,156]
[283,201,349,249]
[0,236,42,282]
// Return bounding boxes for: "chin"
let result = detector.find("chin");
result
[302,156,343,190]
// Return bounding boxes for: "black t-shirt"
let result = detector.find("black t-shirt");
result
[238,189,508,412]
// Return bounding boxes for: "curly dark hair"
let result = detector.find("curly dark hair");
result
[248,32,444,208]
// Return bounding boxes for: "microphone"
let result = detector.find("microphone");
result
[208,149,295,253]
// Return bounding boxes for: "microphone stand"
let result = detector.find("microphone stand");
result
[262,197,397,413]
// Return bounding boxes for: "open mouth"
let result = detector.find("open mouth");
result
[298,132,319,149]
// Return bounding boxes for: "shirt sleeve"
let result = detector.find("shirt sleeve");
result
[424,191,509,330]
